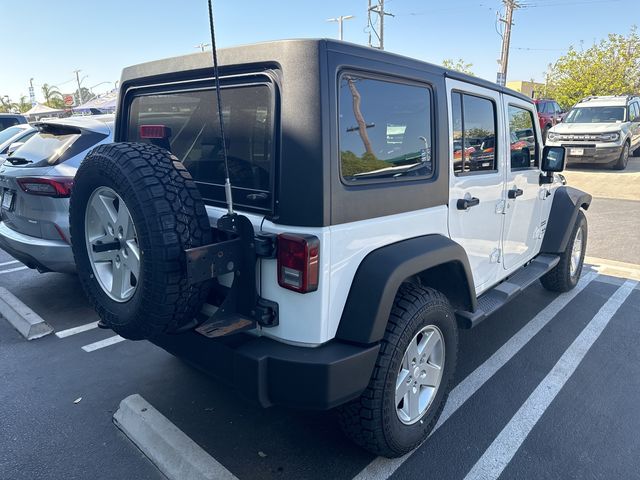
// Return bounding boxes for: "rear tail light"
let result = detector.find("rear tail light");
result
[139,125,171,139]
[277,233,320,293]
[17,177,74,198]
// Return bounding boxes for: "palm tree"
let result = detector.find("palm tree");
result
[17,96,31,113]
[41,83,62,107]
[0,95,17,113]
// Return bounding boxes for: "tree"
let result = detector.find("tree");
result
[73,87,96,106]
[41,83,63,108]
[17,96,31,113]
[442,58,474,76]
[0,96,17,113]
[542,27,640,110]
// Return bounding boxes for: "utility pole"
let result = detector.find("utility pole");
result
[194,42,211,52]
[497,0,520,86]
[367,0,394,50]
[326,15,354,41]
[73,69,84,104]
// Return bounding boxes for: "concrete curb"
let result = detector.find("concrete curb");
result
[113,394,238,480]
[0,287,53,340]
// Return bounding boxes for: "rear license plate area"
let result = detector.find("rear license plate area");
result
[1,190,14,211]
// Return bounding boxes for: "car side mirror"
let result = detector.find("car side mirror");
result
[540,146,565,184]
[7,142,24,155]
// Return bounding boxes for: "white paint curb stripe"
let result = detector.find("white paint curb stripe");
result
[0,260,19,267]
[0,286,53,340]
[464,279,638,480]
[353,270,599,480]
[0,266,28,275]
[56,321,99,338]
[81,335,125,352]
[114,394,238,480]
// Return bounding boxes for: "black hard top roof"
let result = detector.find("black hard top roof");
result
[120,38,532,104]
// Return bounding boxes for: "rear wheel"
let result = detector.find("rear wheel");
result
[69,142,212,340]
[337,284,457,458]
[540,210,587,292]
[612,142,629,170]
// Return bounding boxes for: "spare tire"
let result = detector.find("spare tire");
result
[69,142,212,340]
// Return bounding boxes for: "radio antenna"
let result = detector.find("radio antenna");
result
[207,0,234,215]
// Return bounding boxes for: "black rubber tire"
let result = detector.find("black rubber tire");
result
[69,142,212,340]
[337,284,458,458]
[540,210,587,293]
[611,142,629,170]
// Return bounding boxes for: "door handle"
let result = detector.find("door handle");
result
[457,197,480,210]
[508,188,524,199]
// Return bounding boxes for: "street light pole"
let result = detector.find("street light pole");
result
[195,42,211,52]
[326,15,354,41]
[73,69,85,104]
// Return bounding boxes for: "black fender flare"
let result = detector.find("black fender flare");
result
[541,186,591,254]
[336,234,476,345]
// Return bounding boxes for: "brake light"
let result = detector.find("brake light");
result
[17,177,74,198]
[277,234,320,293]
[139,125,171,139]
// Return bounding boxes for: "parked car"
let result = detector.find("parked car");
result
[534,98,564,142]
[0,113,28,132]
[0,124,36,163]
[68,40,588,458]
[546,95,640,170]
[0,115,114,273]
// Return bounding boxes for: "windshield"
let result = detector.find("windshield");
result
[6,125,80,166]
[565,106,626,123]
[0,126,26,146]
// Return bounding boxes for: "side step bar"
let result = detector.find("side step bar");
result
[455,254,560,329]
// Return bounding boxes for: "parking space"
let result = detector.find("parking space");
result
[1,252,639,479]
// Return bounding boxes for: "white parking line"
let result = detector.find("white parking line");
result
[0,260,19,267]
[464,279,637,480]
[55,321,99,339]
[0,266,28,275]
[353,270,599,480]
[81,335,125,352]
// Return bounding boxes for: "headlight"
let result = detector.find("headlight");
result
[599,132,620,142]
[547,132,559,141]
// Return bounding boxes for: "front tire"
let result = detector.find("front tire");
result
[612,142,629,170]
[337,284,458,458]
[540,210,587,292]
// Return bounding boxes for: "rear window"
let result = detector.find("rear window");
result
[4,124,107,168]
[126,83,275,213]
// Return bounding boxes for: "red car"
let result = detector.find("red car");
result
[533,99,565,142]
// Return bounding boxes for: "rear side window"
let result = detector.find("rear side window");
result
[339,74,433,183]
[127,84,274,213]
[451,92,497,175]
[508,105,538,169]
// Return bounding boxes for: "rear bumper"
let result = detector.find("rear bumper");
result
[0,221,75,273]
[151,331,380,410]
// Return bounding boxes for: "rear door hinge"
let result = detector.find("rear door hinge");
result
[255,232,277,258]
[495,200,506,215]
[490,248,502,263]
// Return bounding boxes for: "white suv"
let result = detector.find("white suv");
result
[546,95,640,170]
[68,40,591,458]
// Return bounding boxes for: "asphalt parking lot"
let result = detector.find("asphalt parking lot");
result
[1,158,639,480]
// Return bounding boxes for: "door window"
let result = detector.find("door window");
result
[508,105,538,169]
[452,92,498,175]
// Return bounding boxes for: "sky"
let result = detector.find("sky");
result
[1,0,638,103]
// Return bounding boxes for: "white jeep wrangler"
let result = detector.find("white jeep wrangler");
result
[69,40,590,458]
